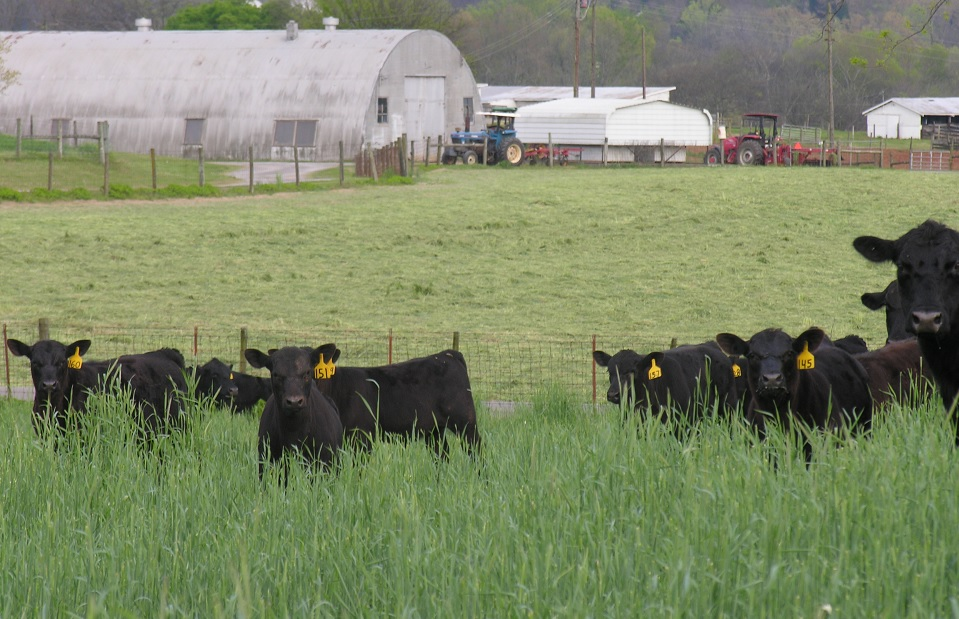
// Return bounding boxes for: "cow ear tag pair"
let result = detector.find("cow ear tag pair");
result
[796,342,815,371]
[314,354,336,379]
[647,359,662,380]
[67,347,83,370]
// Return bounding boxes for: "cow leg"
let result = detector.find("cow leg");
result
[460,423,482,460]
[425,428,450,460]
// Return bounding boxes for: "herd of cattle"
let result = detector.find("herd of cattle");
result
[6,219,959,471]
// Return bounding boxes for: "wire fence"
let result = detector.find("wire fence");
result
[1,319,688,406]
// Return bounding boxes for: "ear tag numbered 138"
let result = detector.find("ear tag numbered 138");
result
[648,358,662,380]
[67,347,83,370]
[796,342,815,371]
[314,354,336,380]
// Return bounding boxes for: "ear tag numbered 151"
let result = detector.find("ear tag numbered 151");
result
[796,342,815,371]
[67,347,83,370]
[314,354,336,380]
[648,358,662,380]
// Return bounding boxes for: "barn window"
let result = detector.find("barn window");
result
[274,120,317,147]
[50,118,71,137]
[294,120,317,147]
[184,119,205,145]
[377,98,388,123]
[463,97,474,118]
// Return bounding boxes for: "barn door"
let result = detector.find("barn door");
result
[404,76,446,159]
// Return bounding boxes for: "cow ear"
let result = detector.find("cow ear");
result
[640,352,666,379]
[66,340,92,357]
[313,344,338,366]
[853,235,897,263]
[244,348,272,371]
[716,333,748,356]
[794,328,826,354]
[593,350,611,367]
[860,291,887,311]
[6,338,32,358]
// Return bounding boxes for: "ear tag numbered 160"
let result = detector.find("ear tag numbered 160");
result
[796,342,815,371]
[67,347,83,370]
[648,358,662,380]
[314,354,336,380]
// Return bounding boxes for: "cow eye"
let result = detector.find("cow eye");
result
[949,261,959,277]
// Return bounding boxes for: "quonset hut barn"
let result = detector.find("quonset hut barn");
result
[0,23,481,161]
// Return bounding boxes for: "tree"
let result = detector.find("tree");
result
[0,38,19,97]
[316,0,459,33]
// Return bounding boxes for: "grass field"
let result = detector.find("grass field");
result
[3,165,959,616]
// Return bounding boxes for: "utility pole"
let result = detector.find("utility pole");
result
[827,2,835,148]
[590,0,596,98]
[574,0,581,97]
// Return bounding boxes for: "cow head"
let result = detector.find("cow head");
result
[196,358,239,404]
[245,345,330,416]
[593,349,643,405]
[855,220,959,340]
[860,280,910,343]
[7,338,92,402]
[716,328,825,404]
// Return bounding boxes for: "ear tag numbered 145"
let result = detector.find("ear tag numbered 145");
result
[796,342,815,371]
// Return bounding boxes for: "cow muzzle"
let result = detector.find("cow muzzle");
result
[911,310,944,335]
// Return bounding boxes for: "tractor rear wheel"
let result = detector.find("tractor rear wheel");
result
[704,147,723,165]
[737,141,763,166]
[499,137,525,166]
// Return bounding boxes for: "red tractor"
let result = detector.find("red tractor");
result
[705,113,791,166]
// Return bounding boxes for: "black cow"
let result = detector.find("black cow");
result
[190,358,239,408]
[592,341,739,427]
[244,345,344,479]
[854,220,959,442]
[6,338,188,439]
[231,371,272,414]
[854,339,933,408]
[861,280,911,343]
[311,345,481,459]
[716,327,872,462]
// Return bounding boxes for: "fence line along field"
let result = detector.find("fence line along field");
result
[3,166,959,615]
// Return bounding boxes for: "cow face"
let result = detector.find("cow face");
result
[855,220,959,339]
[861,280,910,343]
[6,338,92,400]
[593,349,644,405]
[197,358,239,403]
[717,328,825,403]
[245,346,326,417]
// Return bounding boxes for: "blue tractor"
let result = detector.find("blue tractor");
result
[441,106,526,166]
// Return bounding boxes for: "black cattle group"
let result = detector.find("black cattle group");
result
[595,219,959,462]
[7,219,959,471]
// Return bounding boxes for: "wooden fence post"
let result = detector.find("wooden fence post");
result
[339,141,345,186]
[193,326,199,357]
[248,146,255,194]
[3,323,11,399]
[47,151,53,191]
[38,318,50,341]
[239,327,249,372]
[452,331,460,351]
[591,334,597,405]
[425,136,431,166]
[368,144,378,182]
[294,146,301,187]
[409,139,415,177]
[198,145,205,187]
[15,118,21,159]
[388,329,393,365]
[101,121,110,196]
[150,148,158,191]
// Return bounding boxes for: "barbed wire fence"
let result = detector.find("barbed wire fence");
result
[1,319,689,407]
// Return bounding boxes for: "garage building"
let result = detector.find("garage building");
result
[862,97,959,139]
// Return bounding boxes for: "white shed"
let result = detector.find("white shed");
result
[862,98,959,139]
[480,85,674,110]
[514,98,712,163]
[0,27,481,161]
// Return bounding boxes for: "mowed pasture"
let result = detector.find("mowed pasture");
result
[3,166,959,616]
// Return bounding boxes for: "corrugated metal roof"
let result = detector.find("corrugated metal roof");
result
[516,97,663,118]
[862,97,959,116]
[481,85,674,106]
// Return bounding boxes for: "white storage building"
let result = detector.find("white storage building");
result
[514,98,712,163]
[480,85,675,110]
[0,25,481,161]
[862,98,959,139]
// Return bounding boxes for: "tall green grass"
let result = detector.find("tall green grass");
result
[2,389,958,616]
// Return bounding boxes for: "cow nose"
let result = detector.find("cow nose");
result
[911,310,943,334]
[40,380,58,392]
[284,395,305,410]
[760,373,783,389]
[227,386,239,398]
[607,392,621,405]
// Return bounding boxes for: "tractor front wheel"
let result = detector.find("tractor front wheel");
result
[704,147,723,165]
[462,150,479,165]
[737,141,763,166]
[499,138,526,166]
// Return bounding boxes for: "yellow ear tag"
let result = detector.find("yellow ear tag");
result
[314,354,336,379]
[229,373,234,380]
[797,342,815,371]
[647,358,662,380]
[732,363,742,378]
[67,347,83,370]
